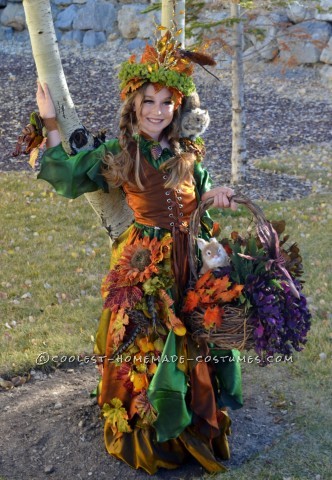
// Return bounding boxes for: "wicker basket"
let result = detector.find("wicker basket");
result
[185,193,281,351]
[188,305,256,351]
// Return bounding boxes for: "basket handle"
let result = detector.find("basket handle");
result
[188,192,300,298]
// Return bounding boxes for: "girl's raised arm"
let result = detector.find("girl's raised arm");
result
[36,81,61,148]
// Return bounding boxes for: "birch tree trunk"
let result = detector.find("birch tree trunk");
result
[230,1,247,184]
[161,0,185,46]
[23,0,134,240]
[23,0,93,154]
[175,0,185,46]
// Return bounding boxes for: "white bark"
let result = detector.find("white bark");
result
[161,0,185,46]
[230,1,247,184]
[23,0,134,240]
[175,0,186,47]
[161,0,174,29]
[23,0,92,153]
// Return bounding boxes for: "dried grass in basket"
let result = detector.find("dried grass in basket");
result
[185,193,300,351]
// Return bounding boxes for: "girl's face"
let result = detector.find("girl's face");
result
[134,84,175,140]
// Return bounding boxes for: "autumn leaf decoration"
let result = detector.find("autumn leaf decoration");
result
[183,272,243,330]
[133,390,158,426]
[110,308,129,350]
[104,285,143,313]
[130,371,149,393]
[182,290,200,312]
[203,305,224,329]
[102,398,132,436]
[29,137,47,169]
[159,289,186,336]
[140,44,158,64]
[120,78,146,101]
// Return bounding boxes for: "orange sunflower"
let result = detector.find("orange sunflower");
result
[116,236,172,285]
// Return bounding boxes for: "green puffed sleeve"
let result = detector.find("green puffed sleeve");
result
[37,139,121,199]
[193,161,213,199]
[192,161,215,238]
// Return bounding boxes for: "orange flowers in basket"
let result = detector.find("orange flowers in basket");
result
[183,271,244,329]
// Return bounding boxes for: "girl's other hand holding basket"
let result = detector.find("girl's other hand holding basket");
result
[202,186,237,211]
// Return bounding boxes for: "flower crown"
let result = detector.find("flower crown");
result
[119,29,216,108]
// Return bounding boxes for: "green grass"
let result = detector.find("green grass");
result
[0,172,111,375]
[253,142,332,192]
[1,169,331,479]
[209,186,332,479]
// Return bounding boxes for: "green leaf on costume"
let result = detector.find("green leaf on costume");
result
[102,398,132,435]
[142,269,173,295]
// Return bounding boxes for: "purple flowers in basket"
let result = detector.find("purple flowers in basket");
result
[244,273,311,362]
[186,194,312,363]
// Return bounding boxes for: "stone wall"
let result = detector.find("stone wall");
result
[0,0,331,82]
[0,0,162,48]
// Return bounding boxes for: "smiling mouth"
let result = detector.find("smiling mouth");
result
[147,118,164,124]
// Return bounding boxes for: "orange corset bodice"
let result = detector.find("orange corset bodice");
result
[122,153,198,231]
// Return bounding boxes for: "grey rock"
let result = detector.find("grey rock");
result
[126,37,146,51]
[82,30,106,48]
[55,4,78,30]
[200,9,228,23]
[44,465,55,474]
[51,4,60,18]
[55,27,62,42]
[120,0,147,3]
[278,21,332,65]
[257,39,279,61]
[0,25,13,40]
[118,4,147,39]
[137,10,160,39]
[107,31,119,41]
[315,0,332,22]
[73,0,116,32]
[0,2,25,31]
[61,29,84,44]
[244,45,260,63]
[14,29,30,43]
[320,64,332,87]
[287,4,316,24]
[247,14,286,61]
[52,0,84,5]
[321,37,332,64]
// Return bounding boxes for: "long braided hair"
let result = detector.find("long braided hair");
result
[102,84,197,190]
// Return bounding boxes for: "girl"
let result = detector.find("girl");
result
[36,36,243,474]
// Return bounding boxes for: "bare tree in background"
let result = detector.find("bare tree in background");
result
[162,0,186,45]
[230,1,247,183]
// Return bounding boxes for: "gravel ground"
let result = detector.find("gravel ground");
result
[0,363,288,480]
[0,39,330,480]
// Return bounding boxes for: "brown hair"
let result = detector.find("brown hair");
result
[102,84,196,190]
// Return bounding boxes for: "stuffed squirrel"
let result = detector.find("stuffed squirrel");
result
[180,92,210,140]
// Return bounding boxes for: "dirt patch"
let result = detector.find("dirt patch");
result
[0,364,288,480]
